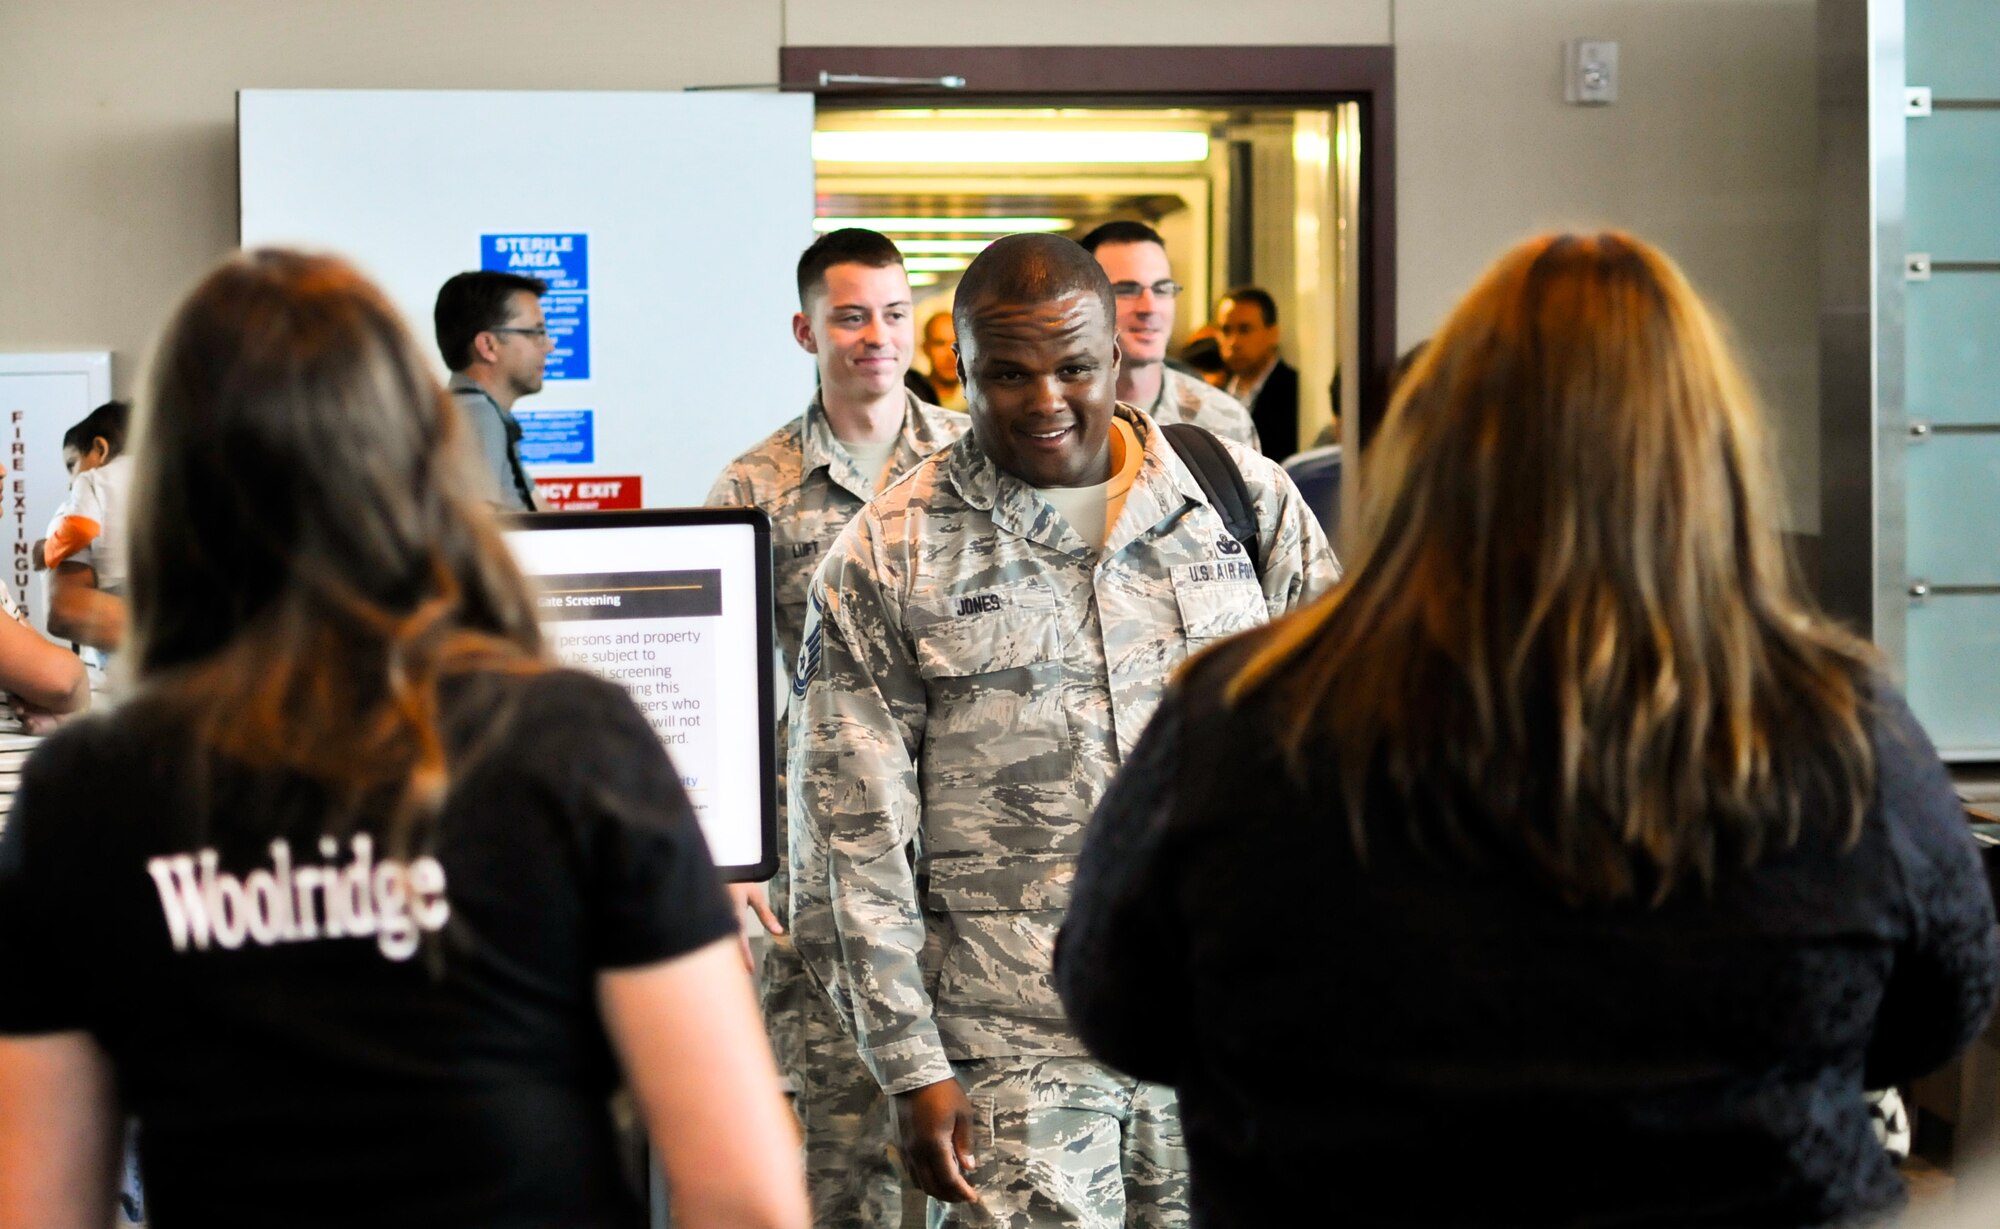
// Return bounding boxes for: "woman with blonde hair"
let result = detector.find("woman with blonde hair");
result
[1057,232,1998,1227]
[0,250,806,1229]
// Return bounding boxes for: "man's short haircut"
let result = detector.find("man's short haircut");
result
[1078,220,1165,254]
[64,400,132,458]
[797,228,905,308]
[433,271,548,372]
[1221,286,1279,326]
[952,234,1116,337]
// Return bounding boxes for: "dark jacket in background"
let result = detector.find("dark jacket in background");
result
[903,368,939,406]
[1246,360,1299,461]
[1056,633,2000,1228]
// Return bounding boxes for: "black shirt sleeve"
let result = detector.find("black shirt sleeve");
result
[1056,681,1193,1085]
[1865,684,2000,1087]
[559,674,739,971]
[0,723,104,1035]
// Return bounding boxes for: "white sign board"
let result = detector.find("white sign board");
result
[504,509,776,881]
[238,89,817,508]
[0,353,113,633]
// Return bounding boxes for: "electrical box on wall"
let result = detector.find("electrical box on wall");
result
[1565,39,1619,105]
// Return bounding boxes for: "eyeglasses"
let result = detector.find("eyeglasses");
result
[489,326,552,340]
[1109,280,1182,300]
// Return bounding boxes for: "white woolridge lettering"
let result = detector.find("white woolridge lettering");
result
[145,834,451,962]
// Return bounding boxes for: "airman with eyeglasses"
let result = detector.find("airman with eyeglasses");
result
[1079,221,1260,451]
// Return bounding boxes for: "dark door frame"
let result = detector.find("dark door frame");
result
[781,44,1398,438]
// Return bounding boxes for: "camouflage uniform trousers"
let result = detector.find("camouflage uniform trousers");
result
[762,937,906,1228]
[932,1056,1189,1229]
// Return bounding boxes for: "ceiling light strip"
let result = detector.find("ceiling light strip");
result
[812,217,1072,234]
[813,130,1210,165]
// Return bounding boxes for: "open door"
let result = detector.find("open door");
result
[239,90,817,508]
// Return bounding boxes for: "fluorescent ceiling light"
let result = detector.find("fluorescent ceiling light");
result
[907,272,941,287]
[895,239,995,255]
[813,216,1072,234]
[814,130,1209,164]
[903,256,972,273]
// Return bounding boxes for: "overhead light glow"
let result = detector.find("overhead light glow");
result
[814,130,1210,164]
[813,216,1072,234]
[907,272,941,287]
[903,256,972,273]
[894,239,996,255]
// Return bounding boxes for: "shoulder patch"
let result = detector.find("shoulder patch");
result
[793,588,825,698]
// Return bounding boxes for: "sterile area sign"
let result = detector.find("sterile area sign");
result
[483,233,590,380]
[484,233,587,289]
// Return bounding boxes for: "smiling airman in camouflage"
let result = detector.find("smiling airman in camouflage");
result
[707,228,965,1229]
[790,234,1337,1228]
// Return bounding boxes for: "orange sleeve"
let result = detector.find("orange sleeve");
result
[43,515,101,569]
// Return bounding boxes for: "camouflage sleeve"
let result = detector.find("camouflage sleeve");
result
[704,464,748,508]
[787,515,948,1095]
[1230,442,1341,615]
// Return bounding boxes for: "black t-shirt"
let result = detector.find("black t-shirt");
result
[0,668,737,1229]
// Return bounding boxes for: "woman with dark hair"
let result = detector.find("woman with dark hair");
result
[1057,232,1999,1227]
[0,250,806,1229]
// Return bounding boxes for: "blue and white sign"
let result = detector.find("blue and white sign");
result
[484,233,591,380]
[483,233,588,292]
[541,292,590,382]
[516,408,595,465]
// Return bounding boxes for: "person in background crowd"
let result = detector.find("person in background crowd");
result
[1285,343,1429,537]
[1081,221,1258,450]
[433,270,552,512]
[0,453,88,737]
[1176,323,1228,389]
[0,249,806,1229]
[35,400,134,654]
[1176,322,1224,384]
[1057,231,2000,1228]
[921,311,968,410]
[708,228,965,1229]
[904,365,942,406]
[790,233,1337,1228]
[1216,287,1298,460]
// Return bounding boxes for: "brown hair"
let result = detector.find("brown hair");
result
[1226,232,1876,902]
[130,249,547,847]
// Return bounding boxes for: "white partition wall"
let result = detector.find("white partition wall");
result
[239,90,817,508]
[0,351,113,633]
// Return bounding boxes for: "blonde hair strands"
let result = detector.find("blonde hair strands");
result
[1226,232,1876,903]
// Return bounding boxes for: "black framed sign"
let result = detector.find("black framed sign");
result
[504,507,777,883]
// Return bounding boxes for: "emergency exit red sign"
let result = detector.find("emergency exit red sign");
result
[534,475,642,510]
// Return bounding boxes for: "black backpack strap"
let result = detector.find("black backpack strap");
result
[1160,421,1263,577]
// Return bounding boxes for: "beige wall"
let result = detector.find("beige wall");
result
[0,0,1818,521]
[1395,0,1820,528]
[782,0,1391,45]
[0,0,782,388]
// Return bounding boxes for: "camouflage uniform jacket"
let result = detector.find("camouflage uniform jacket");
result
[1146,367,1261,452]
[705,389,967,911]
[790,404,1339,1095]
